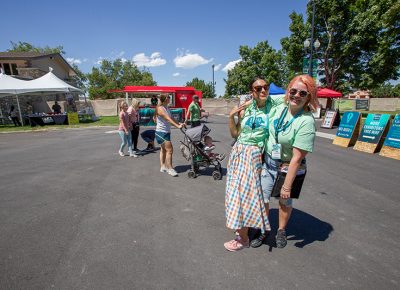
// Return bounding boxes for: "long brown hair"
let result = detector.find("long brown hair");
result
[285,74,319,112]
[154,94,169,118]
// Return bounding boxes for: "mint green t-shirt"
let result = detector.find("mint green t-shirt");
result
[266,103,316,161]
[188,102,201,121]
[236,95,285,148]
[236,99,270,148]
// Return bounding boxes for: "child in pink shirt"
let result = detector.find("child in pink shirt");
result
[118,101,137,157]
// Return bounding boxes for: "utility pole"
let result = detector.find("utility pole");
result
[309,0,316,77]
[212,64,215,97]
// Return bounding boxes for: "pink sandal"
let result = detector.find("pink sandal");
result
[224,236,250,252]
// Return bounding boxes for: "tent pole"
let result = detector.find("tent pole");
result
[16,94,24,126]
[125,92,129,103]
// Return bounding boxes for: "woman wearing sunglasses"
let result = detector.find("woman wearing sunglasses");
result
[251,74,319,249]
[224,76,284,252]
[155,94,185,177]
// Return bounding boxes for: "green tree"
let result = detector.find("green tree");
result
[224,41,286,97]
[86,59,157,99]
[280,12,309,80]
[8,41,65,54]
[69,64,88,93]
[371,82,400,98]
[185,77,215,98]
[6,41,87,91]
[282,0,400,90]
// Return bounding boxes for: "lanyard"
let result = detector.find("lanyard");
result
[249,99,269,131]
[274,106,303,143]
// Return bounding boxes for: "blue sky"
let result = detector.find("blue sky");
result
[1,0,308,96]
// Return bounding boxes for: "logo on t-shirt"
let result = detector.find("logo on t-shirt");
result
[245,116,265,129]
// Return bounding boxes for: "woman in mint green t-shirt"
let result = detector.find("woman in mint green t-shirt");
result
[251,75,319,249]
[224,77,279,252]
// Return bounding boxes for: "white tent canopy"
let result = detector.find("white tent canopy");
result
[0,67,83,124]
[0,73,31,96]
[0,67,83,96]
[27,68,83,94]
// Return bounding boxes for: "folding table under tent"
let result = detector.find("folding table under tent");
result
[0,67,83,125]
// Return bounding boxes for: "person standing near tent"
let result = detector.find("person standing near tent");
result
[253,74,318,249]
[185,95,203,128]
[224,76,275,252]
[52,101,61,114]
[9,105,21,126]
[128,99,141,153]
[118,101,136,157]
[155,94,184,177]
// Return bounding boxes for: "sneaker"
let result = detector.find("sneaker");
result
[129,152,138,158]
[250,231,269,248]
[160,166,167,173]
[118,151,125,157]
[276,229,287,248]
[167,168,178,177]
[224,236,250,252]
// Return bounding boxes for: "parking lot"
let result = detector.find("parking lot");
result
[0,115,399,289]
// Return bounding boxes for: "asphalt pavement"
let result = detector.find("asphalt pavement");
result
[0,115,399,290]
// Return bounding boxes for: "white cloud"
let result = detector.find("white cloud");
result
[173,72,180,77]
[116,51,125,58]
[83,58,88,62]
[174,52,213,69]
[95,57,104,65]
[214,64,222,71]
[66,57,82,65]
[132,52,166,67]
[222,59,241,72]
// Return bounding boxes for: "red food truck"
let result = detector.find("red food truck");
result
[110,86,203,125]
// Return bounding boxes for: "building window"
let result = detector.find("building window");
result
[11,63,18,75]
[3,63,11,75]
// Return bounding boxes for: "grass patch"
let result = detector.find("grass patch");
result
[334,99,353,111]
[0,116,120,133]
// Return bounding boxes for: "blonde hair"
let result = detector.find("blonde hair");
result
[131,98,140,109]
[119,101,128,110]
[285,74,319,112]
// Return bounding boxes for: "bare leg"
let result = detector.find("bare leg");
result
[164,141,174,169]
[278,203,292,230]
[160,143,166,168]
[237,227,249,242]
[265,202,270,219]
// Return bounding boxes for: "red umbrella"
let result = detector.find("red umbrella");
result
[317,88,342,98]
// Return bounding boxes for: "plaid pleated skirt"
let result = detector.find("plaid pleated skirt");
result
[225,142,270,232]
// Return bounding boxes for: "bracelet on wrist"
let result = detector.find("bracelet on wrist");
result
[282,185,291,192]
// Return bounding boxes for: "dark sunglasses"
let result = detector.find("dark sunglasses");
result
[289,88,309,98]
[253,85,270,93]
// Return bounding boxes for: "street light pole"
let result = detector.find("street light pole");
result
[309,0,316,77]
[212,64,215,97]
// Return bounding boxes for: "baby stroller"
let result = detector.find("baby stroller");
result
[180,124,223,180]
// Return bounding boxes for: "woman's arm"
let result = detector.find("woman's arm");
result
[280,147,308,199]
[157,106,183,129]
[185,106,191,123]
[120,113,130,134]
[228,101,252,138]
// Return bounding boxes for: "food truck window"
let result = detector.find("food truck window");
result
[169,93,175,107]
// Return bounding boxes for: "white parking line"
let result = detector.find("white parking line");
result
[105,130,118,134]
[316,131,336,140]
